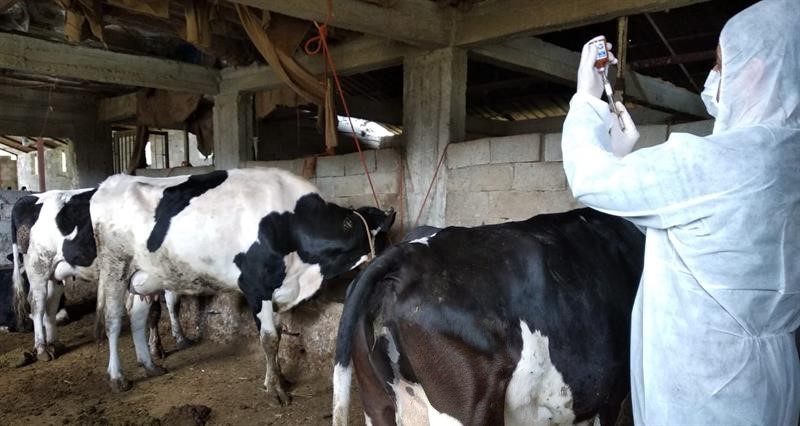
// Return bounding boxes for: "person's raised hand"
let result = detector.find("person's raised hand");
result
[577,36,617,98]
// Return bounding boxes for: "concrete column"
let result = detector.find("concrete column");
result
[403,47,467,228]
[213,92,254,170]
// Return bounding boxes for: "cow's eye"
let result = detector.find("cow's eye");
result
[343,217,354,231]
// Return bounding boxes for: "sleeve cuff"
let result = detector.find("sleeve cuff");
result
[570,93,612,123]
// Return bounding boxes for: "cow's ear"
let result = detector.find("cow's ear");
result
[380,209,396,232]
[356,206,391,233]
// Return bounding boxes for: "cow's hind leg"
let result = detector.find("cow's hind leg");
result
[98,254,134,392]
[147,295,166,359]
[42,280,66,359]
[164,290,192,350]
[130,295,167,377]
[26,272,49,361]
[352,317,397,426]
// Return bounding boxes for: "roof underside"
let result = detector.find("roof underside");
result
[0,0,759,127]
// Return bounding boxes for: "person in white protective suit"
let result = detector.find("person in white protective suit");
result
[561,0,800,424]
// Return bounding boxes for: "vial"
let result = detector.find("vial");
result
[594,37,609,69]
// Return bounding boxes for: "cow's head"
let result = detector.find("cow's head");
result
[306,205,395,280]
[354,206,396,255]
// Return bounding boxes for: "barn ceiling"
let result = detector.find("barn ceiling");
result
[0,0,760,129]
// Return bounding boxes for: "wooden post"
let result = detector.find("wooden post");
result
[36,137,46,192]
[184,125,191,166]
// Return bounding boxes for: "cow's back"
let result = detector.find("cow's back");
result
[91,168,320,292]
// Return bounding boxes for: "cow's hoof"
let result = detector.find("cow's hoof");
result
[36,346,55,362]
[110,377,132,393]
[55,309,70,326]
[263,383,291,407]
[145,364,168,377]
[45,342,66,359]
[175,337,195,351]
[14,351,37,368]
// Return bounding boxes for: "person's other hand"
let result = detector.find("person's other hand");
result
[577,36,617,98]
[609,102,639,157]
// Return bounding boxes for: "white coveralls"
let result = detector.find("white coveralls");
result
[561,0,800,424]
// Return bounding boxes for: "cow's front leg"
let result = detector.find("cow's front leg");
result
[130,295,167,377]
[255,300,290,405]
[42,280,66,359]
[165,290,192,350]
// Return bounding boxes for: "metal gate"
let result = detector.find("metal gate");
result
[112,130,169,173]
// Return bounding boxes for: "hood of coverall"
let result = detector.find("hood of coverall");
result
[714,0,800,133]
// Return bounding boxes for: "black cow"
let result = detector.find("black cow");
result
[332,208,645,426]
[0,266,15,331]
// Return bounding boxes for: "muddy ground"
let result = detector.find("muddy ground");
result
[0,309,364,425]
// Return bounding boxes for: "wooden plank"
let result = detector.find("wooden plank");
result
[227,0,451,46]
[471,38,708,117]
[0,33,220,94]
[220,36,414,94]
[456,0,711,46]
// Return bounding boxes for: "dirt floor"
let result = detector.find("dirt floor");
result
[0,310,364,425]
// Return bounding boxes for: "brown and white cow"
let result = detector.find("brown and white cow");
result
[333,208,644,425]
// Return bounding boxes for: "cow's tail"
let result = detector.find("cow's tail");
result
[332,251,398,426]
[11,242,27,327]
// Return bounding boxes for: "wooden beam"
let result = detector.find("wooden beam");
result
[98,93,138,123]
[465,105,676,136]
[220,36,415,94]
[471,38,708,117]
[0,136,35,153]
[226,0,451,46]
[455,0,712,46]
[630,50,715,69]
[0,33,220,94]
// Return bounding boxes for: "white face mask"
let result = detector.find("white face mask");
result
[701,70,721,117]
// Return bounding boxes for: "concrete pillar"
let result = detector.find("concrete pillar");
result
[403,47,467,228]
[73,113,114,188]
[213,92,254,170]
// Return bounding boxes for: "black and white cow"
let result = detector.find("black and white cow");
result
[10,189,189,361]
[332,208,645,426]
[0,266,16,332]
[90,168,395,401]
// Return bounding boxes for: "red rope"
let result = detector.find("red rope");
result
[305,7,381,209]
[414,142,450,228]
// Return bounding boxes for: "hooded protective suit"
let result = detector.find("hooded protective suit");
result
[561,0,800,424]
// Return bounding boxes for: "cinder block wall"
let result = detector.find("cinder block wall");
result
[244,149,402,212]
[17,145,78,191]
[445,135,580,226]
[0,157,18,190]
[446,119,714,226]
